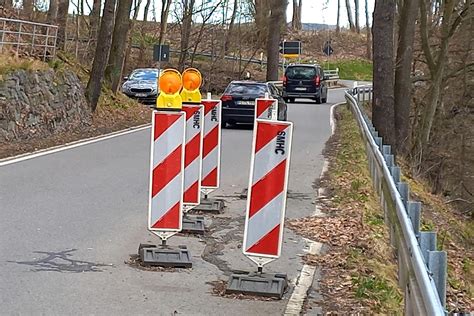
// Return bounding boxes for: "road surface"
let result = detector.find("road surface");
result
[0,88,347,315]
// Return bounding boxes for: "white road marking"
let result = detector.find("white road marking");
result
[284,101,344,314]
[0,124,151,167]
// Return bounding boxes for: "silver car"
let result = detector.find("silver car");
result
[122,68,159,104]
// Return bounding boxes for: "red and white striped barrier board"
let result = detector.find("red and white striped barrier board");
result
[201,100,222,192]
[243,119,293,258]
[255,98,278,121]
[182,104,204,207]
[148,111,186,232]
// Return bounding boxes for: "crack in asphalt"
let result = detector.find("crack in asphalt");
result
[9,249,112,273]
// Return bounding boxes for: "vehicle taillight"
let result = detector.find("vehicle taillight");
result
[220,94,232,101]
[314,75,321,86]
[283,75,288,87]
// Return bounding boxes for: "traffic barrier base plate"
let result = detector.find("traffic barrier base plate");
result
[139,245,192,268]
[192,198,225,213]
[225,272,288,298]
[181,215,205,234]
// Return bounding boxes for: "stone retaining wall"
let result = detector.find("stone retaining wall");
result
[0,68,91,141]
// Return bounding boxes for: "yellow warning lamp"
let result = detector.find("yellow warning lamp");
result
[180,68,202,103]
[156,68,183,110]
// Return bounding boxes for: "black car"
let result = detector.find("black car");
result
[282,64,328,104]
[121,68,159,104]
[220,81,288,127]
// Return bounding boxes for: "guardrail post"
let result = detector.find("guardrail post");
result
[0,19,5,54]
[397,182,410,210]
[390,166,401,183]
[17,21,22,55]
[31,24,36,54]
[374,136,382,149]
[428,251,447,308]
[382,145,391,156]
[419,231,437,263]
[408,201,421,237]
[384,154,394,168]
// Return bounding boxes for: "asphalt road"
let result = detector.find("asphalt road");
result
[0,88,347,315]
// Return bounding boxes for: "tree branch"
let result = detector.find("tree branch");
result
[448,1,470,37]
[419,0,436,74]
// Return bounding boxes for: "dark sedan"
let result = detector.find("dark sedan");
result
[220,81,288,127]
[121,68,159,104]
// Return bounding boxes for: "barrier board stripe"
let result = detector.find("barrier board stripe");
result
[255,124,288,153]
[245,192,284,250]
[153,117,184,168]
[249,160,286,218]
[152,145,182,197]
[202,167,218,186]
[151,174,183,225]
[152,201,180,228]
[153,114,181,141]
[247,224,280,255]
[202,125,218,158]
[202,147,218,180]
[184,133,201,166]
[184,157,200,191]
[183,181,199,202]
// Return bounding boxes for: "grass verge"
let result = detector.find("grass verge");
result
[288,105,402,314]
[322,59,373,81]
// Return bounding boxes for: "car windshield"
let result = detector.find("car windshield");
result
[226,83,267,95]
[130,70,158,81]
[286,66,317,80]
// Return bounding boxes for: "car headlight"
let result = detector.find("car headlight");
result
[122,84,131,93]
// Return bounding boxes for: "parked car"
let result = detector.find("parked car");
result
[220,81,288,127]
[121,68,160,104]
[282,64,328,104]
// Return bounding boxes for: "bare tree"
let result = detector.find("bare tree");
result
[291,0,303,31]
[138,0,152,64]
[224,0,239,54]
[2,0,13,9]
[266,0,286,81]
[89,0,101,40]
[178,0,196,71]
[47,0,59,23]
[393,0,419,155]
[105,0,133,92]
[372,0,396,146]
[85,0,117,111]
[159,0,173,44]
[254,0,271,45]
[354,0,360,33]
[124,0,143,72]
[337,0,341,33]
[364,0,371,59]
[345,0,355,31]
[143,0,152,20]
[414,0,468,158]
[56,0,70,50]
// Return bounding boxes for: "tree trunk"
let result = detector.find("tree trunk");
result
[224,0,239,54]
[372,0,396,147]
[89,0,101,40]
[85,0,117,112]
[56,0,70,50]
[178,0,196,71]
[105,0,133,93]
[123,0,143,75]
[365,0,371,59]
[337,0,341,33]
[255,0,270,45]
[354,0,360,33]
[3,0,12,9]
[23,0,33,19]
[393,0,419,155]
[345,0,355,31]
[143,0,151,20]
[47,0,59,23]
[266,0,285,81]
[158,0,172,44]
[291,0,302,31]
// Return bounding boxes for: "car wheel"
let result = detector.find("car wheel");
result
[289,98,295,103]
[316,97,322,104]
[322,97,327,103]
[284,97,289,102]
[222,121,228,128]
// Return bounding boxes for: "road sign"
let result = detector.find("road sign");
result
[153,44,170,62]
[180,68,202,103]
[201,99,222,194]
[279,41,301,55]
[156,68,182,110]
[323,40,333,56]
[148,111,186,239]
[181,104,204,208]
[243,119,293,264]
[255,97,278,121]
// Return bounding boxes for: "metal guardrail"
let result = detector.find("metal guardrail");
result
[0,18,58,60]
[324,68,339,80]
[345,85,447,316]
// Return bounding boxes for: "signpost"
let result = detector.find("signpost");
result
[279,40,302,74]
